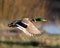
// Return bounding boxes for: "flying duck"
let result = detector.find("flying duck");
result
[8,18,47,36]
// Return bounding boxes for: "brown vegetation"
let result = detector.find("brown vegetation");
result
[1,0,49,22]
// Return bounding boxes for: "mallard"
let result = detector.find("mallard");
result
[8,18,47,36]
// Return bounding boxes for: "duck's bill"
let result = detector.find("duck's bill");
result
[42,19,47,22]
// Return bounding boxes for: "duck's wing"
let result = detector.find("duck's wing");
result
[16,24,33,36]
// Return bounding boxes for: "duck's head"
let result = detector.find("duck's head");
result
[31,18,47,22]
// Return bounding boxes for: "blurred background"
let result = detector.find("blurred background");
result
[0,0,60,48]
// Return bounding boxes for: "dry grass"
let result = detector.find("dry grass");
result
[0,27,60,48]
[0,0,49,21]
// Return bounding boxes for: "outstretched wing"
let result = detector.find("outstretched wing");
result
[16,24,33,36]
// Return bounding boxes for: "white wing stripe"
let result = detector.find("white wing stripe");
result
[16,24,33,36]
